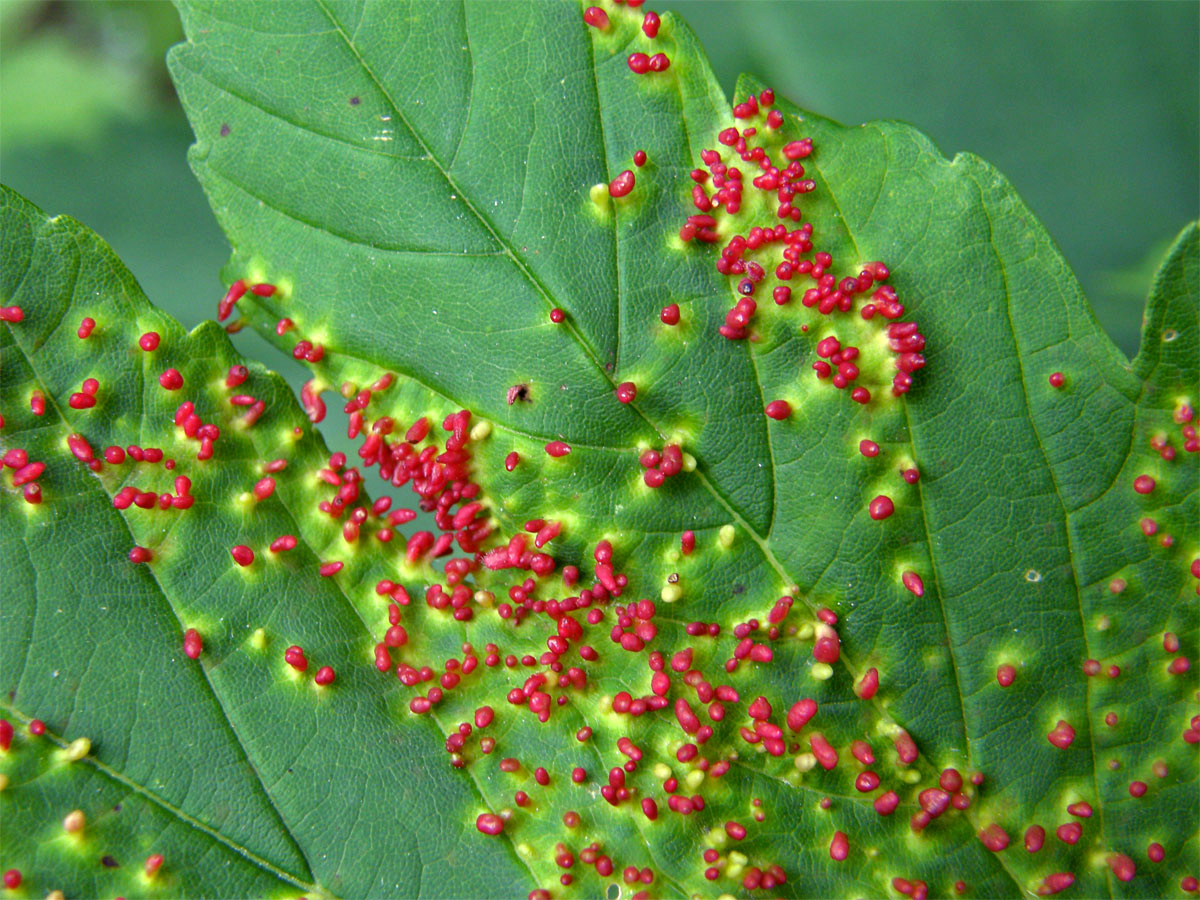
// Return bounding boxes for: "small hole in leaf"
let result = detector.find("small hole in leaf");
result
[1162,328,1178,342]
[1025,569,1042,583]
[606,885,619,900]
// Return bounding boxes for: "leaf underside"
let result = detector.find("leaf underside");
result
[1,2,1197,899]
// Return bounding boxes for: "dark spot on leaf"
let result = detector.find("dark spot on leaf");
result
[101,856,119,868]
[350,96,360,105]
[732,583,746,594]
[219,123,230,137]
[667,573,679,584]
[506,383,530,405]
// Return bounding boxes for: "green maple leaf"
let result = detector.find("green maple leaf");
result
[2,2,1196,899]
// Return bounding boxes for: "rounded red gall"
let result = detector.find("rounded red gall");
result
[545,441,571,458]
[1056,822,1082,844]
[314,666,336,686]
[660,303,680,325]
[3,870,21,890]
[1133,474,1156,494]
[550,308,565,323]
[1047,720,1076,749]
[284,646,308,671]
[765,400,791,420]
[627,53,650,74]
[231,545,254,567]
[873,791,900,816]
[616,382,637,403]
[28,719,45,736]
[1024,824,1045,853]
[476,813,504,836]
[855,771,881,792]
[855,667,879,699]
[859,440,880,458]
[159,369,183,391]
[901,570,925,597]
[633,149,647,167]
[830,831,849,861]
[183,628,203,660]
[609,170,636,198]
[996,664,1017,687]
[270,535,297,553]
[1048,372,1065,388]
[139,332,161,351]
[582,5,608,28]
[786,698,817,731]
[868,495,895,520]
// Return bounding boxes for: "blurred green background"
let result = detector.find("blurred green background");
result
[2,0,1197,380]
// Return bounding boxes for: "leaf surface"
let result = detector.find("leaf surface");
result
[2,2,1196,899]
[0,186,530,899]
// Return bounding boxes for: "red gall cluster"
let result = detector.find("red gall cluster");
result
[67,376,100,410]
[1171,401,1199,454]
[813,334,871,403]
[3,447,47,505]
[679,90,927,398]
[216,278,277,322]
[638,443,683,488]
[218,278,325,364]
[583,2,670,78]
